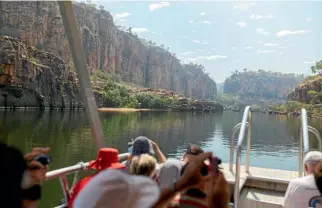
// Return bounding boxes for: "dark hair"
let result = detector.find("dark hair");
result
[186,144,204,155]
[181,162,208,176]
[314,162,322,194]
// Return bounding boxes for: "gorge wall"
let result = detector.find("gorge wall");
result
[0,1,216,109]
[223,70,304,100]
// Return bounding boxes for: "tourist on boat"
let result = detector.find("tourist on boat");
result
[74,152,215,208]
[183,143,204,164]
[125,136,166,172]
[154,152,228,208]
[284,151,322,208]
[308,162,322,207]
[73,169,160,208]
[130,153,157,177]
[68,148,125,208]
[0,142,50,208]
[157,159,183,189]
[156,144,203,189]
[165,156,229,208]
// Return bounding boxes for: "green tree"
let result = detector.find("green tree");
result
[311,60,322,75]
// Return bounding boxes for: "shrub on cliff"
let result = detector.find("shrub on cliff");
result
[101,81,136,108]
[135,92,179,109]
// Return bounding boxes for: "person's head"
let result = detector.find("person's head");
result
[89,148,125,171]
[130,154,157,177]
[183,143,204,163]
[129,136,154,158]
[73,169,160,208]
[304,151,322,175]
[157,159,182,189]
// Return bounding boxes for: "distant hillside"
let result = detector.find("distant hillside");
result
[216,83,224,93]
[223,70,304,100]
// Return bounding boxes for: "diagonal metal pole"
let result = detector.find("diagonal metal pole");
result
[58,1,105,149]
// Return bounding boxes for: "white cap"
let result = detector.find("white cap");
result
[304,151,322,164]
[73,169,160,208]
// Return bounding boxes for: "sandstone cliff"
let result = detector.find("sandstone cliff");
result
[288,75,322,104]
[224,70,304,100]
[0,1,216,101]
[0,36,83,109]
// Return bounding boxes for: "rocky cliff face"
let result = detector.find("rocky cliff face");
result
[224,70,304,99]
[288,75,322,104]
[0,1,216,100]
[0,36,83,109]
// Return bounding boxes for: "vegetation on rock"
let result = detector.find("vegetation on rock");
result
[269,60,322,118]
[224,69,304,100]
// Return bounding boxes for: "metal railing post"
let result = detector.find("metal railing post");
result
[229,122,248,171]
[299,109,310,177]
[308,126,322,151]
[234,106,252,208]
[245,112,252,173]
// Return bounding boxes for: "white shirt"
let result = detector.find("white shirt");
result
[284,174,321,208]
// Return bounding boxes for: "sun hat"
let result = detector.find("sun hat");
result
[304,151,322,164]
[128,136,154,156]
[73,169,160,208]
[89,148,125,171]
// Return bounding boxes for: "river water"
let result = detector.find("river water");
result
[1,110,322,207]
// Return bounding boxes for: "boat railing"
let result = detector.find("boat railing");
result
[299,108,322,176]
[47,153,130,208]
[229,122,248,171]
[233,106,252,207]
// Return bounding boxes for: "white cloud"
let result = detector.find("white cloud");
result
[200,20,211,24]
[200,12,207,16]
[115,12,131,19]
[257,50,275,54]
[237,22,247,28]
[119,19,126,22]
[188,20,194,23]
[192,30,197,32]
[256,28,269,35]
[250,14,273,20]
[232,47,237,50]
[278,46,288,49]
[149,2,170,11]
[186,55,228,62]
[306,17,312,23]
[182,52,195,56]
[276,30,311,37]
[263,43,278,47]
[233,3,256,10]
[192,40,208,44]
[280,52,284,55]
[151,31,162,36]
[132,28,149,33]
[244,46,252,50]
[304,61,316,64]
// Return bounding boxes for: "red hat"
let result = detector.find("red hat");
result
[89,148,125,171]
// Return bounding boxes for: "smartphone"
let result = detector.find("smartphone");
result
[33,154,52,166]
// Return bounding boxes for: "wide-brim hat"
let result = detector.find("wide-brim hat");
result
[89,148,125,171]
[73,169,160,208]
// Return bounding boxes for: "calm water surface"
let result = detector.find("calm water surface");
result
[1,110,322,207]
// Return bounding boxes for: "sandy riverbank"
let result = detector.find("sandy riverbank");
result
[98,108,169,112]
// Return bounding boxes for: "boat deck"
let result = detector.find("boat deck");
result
[220,162,299,185]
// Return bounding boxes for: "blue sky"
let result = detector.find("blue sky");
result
[92,1,322,83]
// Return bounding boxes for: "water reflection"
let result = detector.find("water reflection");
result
[0,110,322,207]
